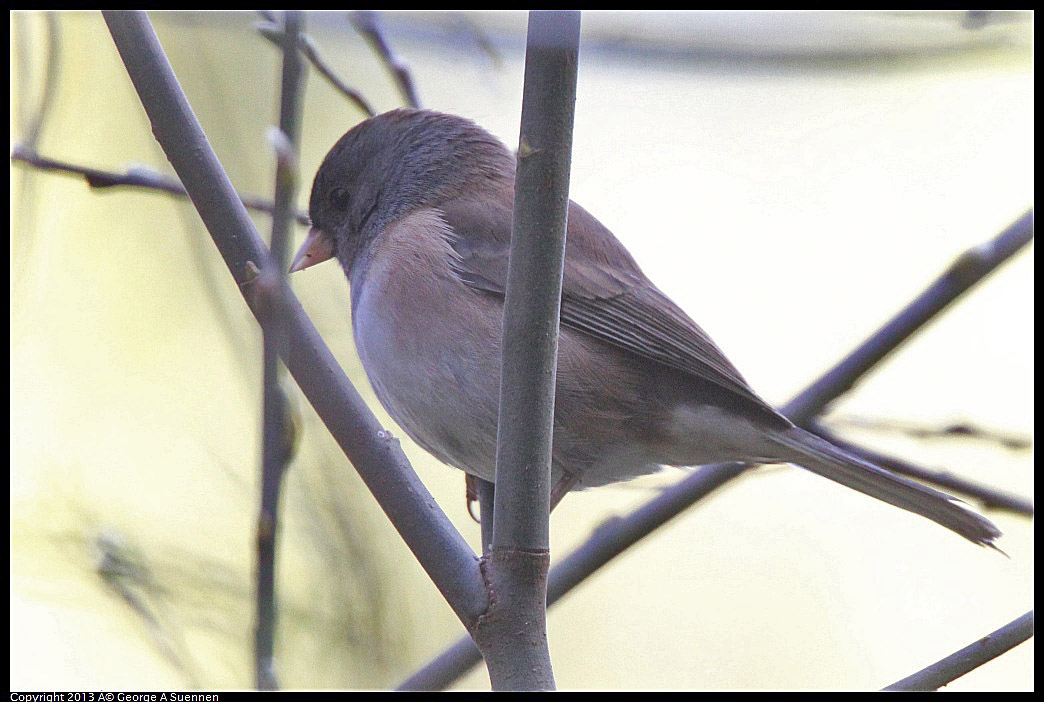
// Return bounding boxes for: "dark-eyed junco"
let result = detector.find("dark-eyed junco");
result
[291,108,1000,547]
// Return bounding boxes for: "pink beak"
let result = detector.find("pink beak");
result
[289,226,335,273]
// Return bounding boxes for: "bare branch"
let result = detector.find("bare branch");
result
[10,145,311,226]
[808,422,1033,516]
[475,477,496,556]
[350,11,422,108]
[256,19,376,117]
[883,611,1034,691]
[255,9,307,692]
[827,415,1031,451]
[397,460,747,692]
[469,11,581,692]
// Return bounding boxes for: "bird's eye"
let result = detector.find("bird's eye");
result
[328,187,351,210]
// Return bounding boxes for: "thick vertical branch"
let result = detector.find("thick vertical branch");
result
[471,10,581,692]
[255,10,305,691]
[492,11,579,552]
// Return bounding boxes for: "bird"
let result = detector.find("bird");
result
[290,108,1000,547]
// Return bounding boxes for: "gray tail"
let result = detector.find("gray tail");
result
[771,427,1002,548]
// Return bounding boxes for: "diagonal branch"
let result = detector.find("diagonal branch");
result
[883,611,1034,691]
[397,209,1033,690]
[784,209,1034,424]
[101,9,488,633]
[350,11,421,108]
[256,15,376,117]
[825,415,1031,451]
[809,422,1033,516]
[10,145,311,226]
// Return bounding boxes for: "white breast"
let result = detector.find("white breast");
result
[349,209,503,481]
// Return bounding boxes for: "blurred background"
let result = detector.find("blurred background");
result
[10,10,1033,691]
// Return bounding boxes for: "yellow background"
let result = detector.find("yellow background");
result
[10,11,1033,691]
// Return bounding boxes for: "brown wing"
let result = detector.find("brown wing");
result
[438,195,774,412]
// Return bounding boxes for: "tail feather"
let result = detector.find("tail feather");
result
[771,427,1002,547]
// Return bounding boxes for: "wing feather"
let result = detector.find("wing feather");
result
[438,196,774,412]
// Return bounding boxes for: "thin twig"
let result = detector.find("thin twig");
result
[826,415,1031,451]
[10,145,311,226]
[454,13,506,68]
[12,12,63,285]
[94,531,203,688]
[254,9,307,692]
[810,422,1033,516]
[476,478,495,556]
[256,19,376,117]
[350,11,421,108]
[15,11,62,151]
[397,460,747,692]
[883,611,1034,691]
